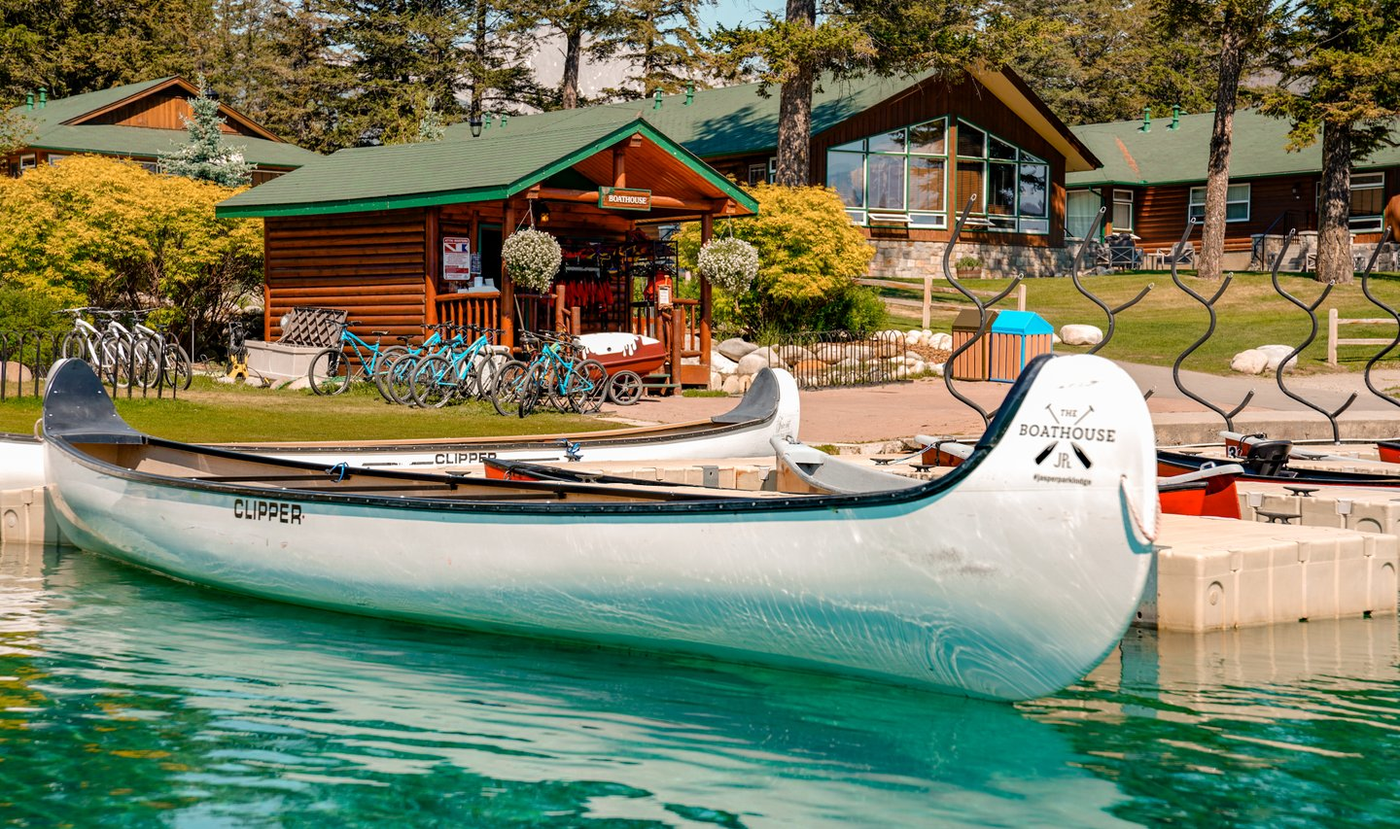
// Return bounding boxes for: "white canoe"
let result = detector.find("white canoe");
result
[43,354,1157,701]
[0,367,799,490]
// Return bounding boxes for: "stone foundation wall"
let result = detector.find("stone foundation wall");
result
[867,239,1074,280]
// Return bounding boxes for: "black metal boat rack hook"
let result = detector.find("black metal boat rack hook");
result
[1358,227,1399,407]
[1169,219,1255,430]
[1069,207,1152,355]
[941,195,1024,430]
[1271,229,1357,443]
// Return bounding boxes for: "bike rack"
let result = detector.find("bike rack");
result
[1357,228,1399,408]
[1169,220,1255,431]
[1069,207,1153,356]
[941,195,1024,430]
[1270,229,1356,444]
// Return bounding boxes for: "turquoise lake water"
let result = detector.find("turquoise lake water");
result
[2,544,1398,827]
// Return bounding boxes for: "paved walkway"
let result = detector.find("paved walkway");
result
[598,362,1400,447]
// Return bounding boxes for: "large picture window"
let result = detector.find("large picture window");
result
[825,117,948,228]
[1350,172,1386,232]
[1066,190,1102,239]
[1189,183,1250,222]
[953,119,1050,234]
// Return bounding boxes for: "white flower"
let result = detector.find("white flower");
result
[698,237,759,295]
[502,229,562,292]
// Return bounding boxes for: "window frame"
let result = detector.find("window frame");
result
[823,117,949,230]
[1112,189,1134,233]
[18,154,37,174]
[1348,171,1386,232]
[746,162,767,186]
[1188,183,1251,223]
[953,118,1050,235]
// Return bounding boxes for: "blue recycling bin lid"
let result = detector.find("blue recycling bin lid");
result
[990,310,1052,336]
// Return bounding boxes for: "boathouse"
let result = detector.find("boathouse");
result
[1067,109,1400,270]
[2,76,319,184]
[439,68,1103,279]
[216,118,757,386]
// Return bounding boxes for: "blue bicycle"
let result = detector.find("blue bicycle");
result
[307,321,407,396]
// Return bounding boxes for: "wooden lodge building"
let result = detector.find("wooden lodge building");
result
[217,119,757,387]
[1067,108,1400,270]
[1,76,320,183]
[217,67,1099,385]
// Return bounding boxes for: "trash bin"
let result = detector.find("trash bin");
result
[950,308,997,381]
[988,310,1054,383]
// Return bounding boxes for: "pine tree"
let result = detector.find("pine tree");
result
[525,0,619,109]
[415,94,445,142]
[594,0,709,100]
[159,79,254,187]
[1260,0,1400,284]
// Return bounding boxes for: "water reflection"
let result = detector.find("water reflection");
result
[0,545,1131,827]
[1026,619,1400,826]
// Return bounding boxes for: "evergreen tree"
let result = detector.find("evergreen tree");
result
[594,0,710,100]
[239,1,346,153]
[1260,0,1400,284]
[525,0,619,109]
[159,79,254,187]
[1157,0,1280,281]
[461,0,542,118]
[415,94,445,142]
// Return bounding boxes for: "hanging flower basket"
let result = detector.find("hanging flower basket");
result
[502,228,562,293]
[697,237,759,295]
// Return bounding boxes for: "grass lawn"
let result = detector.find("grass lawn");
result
[875,270,1400,375]
[0,376,615,442]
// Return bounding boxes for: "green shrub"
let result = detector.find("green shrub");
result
[0,286,68,335]
[677,184,876,335]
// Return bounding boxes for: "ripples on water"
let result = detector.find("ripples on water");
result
[1,544,1397,827]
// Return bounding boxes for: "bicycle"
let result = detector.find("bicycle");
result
[307,321,408,395]
[57,308,104,368]
[491,332,607,417]
[131,310,192,390]
[376,322,460,406]
[406,325,504,408]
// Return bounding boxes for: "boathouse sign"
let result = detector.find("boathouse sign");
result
[598,187,652,211]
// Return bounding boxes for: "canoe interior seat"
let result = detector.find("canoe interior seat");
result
[711,368,776,425]
[1243,439,1293,476]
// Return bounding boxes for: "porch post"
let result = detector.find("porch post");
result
[502,201,515,348]
[424,206,439,329]
[699,213,713,369]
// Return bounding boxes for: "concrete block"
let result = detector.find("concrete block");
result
[0,486,63,546]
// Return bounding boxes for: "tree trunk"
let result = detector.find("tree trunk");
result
[472,4,486,118]
[1316,121,1353,284]
[774,0,816,187]
[1199,26,1245,281]
[561,29,582,109]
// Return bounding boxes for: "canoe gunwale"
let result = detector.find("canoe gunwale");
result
[41,357,1054,518]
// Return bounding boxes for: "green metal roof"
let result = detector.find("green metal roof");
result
[216,118,757,218]
[1068,108,1400,187]
[444,72,944,158]
[30,124,319,169]
[5,77,176,130]
[7,77,320,170]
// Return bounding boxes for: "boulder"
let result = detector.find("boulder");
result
[1255,344,1297,373]
[812,343,846,363]
[2,361,34,382]
[793,359,827,376]
[927,362,945,377]
[709,351,738,375]
[929,332,952,350]
[709,371,725,391]
[735,352,777,376]
[774,344,814,363]
[904,329,924,346]
[1059,324,1104,346]
[721,374,743,394]
[717,337,758,361]
[748,346,788,369]
[1230,349,1269,375]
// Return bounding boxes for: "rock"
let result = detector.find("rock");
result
[717,337,758,361]
[1052,333,1062,345]
[735,352,774,376]
[908,360,926,375]
[736,374,753,394]
[1059,324,1104,346]
[905,329,924,346]
[748,346,788,369]
[927,362,945,377]
[722,374,742,394]
[709,351,738,374]
[793,359,826,376]
[709,371,725,391]
[812,343,845,363]
[2,361,34,382]
[285,376,311,391]
[929,332,952,350]
[904,351,923,364]
[1256,344,1297,373]
[1230,349,1269,375]
[215,374,239,385]
[775,344,814,363]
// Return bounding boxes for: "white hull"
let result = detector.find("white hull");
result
[0,433,44,490]
[44,355,1157,701]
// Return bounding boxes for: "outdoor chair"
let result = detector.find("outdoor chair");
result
[1105,233,1143,270]
[1157,242,1196,267]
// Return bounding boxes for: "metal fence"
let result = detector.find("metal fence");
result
[1,329,181,401]
[766,329,913,390]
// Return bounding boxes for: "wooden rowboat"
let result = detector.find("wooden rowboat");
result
[0,368,800,491]
[42,354,1158,701]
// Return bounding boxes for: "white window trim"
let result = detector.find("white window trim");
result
[1349,171,1386,231]
[1189,183,1251,223]
[746,162,767,185]
[18,154,37,173]
[1112,190,1134,233]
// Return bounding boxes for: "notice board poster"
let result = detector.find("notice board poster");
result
[443,237,472,281]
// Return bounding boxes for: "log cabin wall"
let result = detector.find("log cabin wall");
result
[263,208,427,342]
[1130,175,1320,252]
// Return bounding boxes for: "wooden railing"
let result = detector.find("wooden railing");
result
[1327,308,1394,366]
[436,292,502,343]
[630,299,709,384]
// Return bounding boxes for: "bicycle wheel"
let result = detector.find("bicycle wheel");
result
[61,331,92,361]
[131,340,161,388]
[576,360,609,414]
[370,345,408,387]
[470,353,501,401]
[490,360,530,417]
[410,355,457,408]
[308,348,352,395]
[161,343,193,390]
[518,362,546,418]
[608,370,643,405]
[378,352,418,405]
[99,339,132,388]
